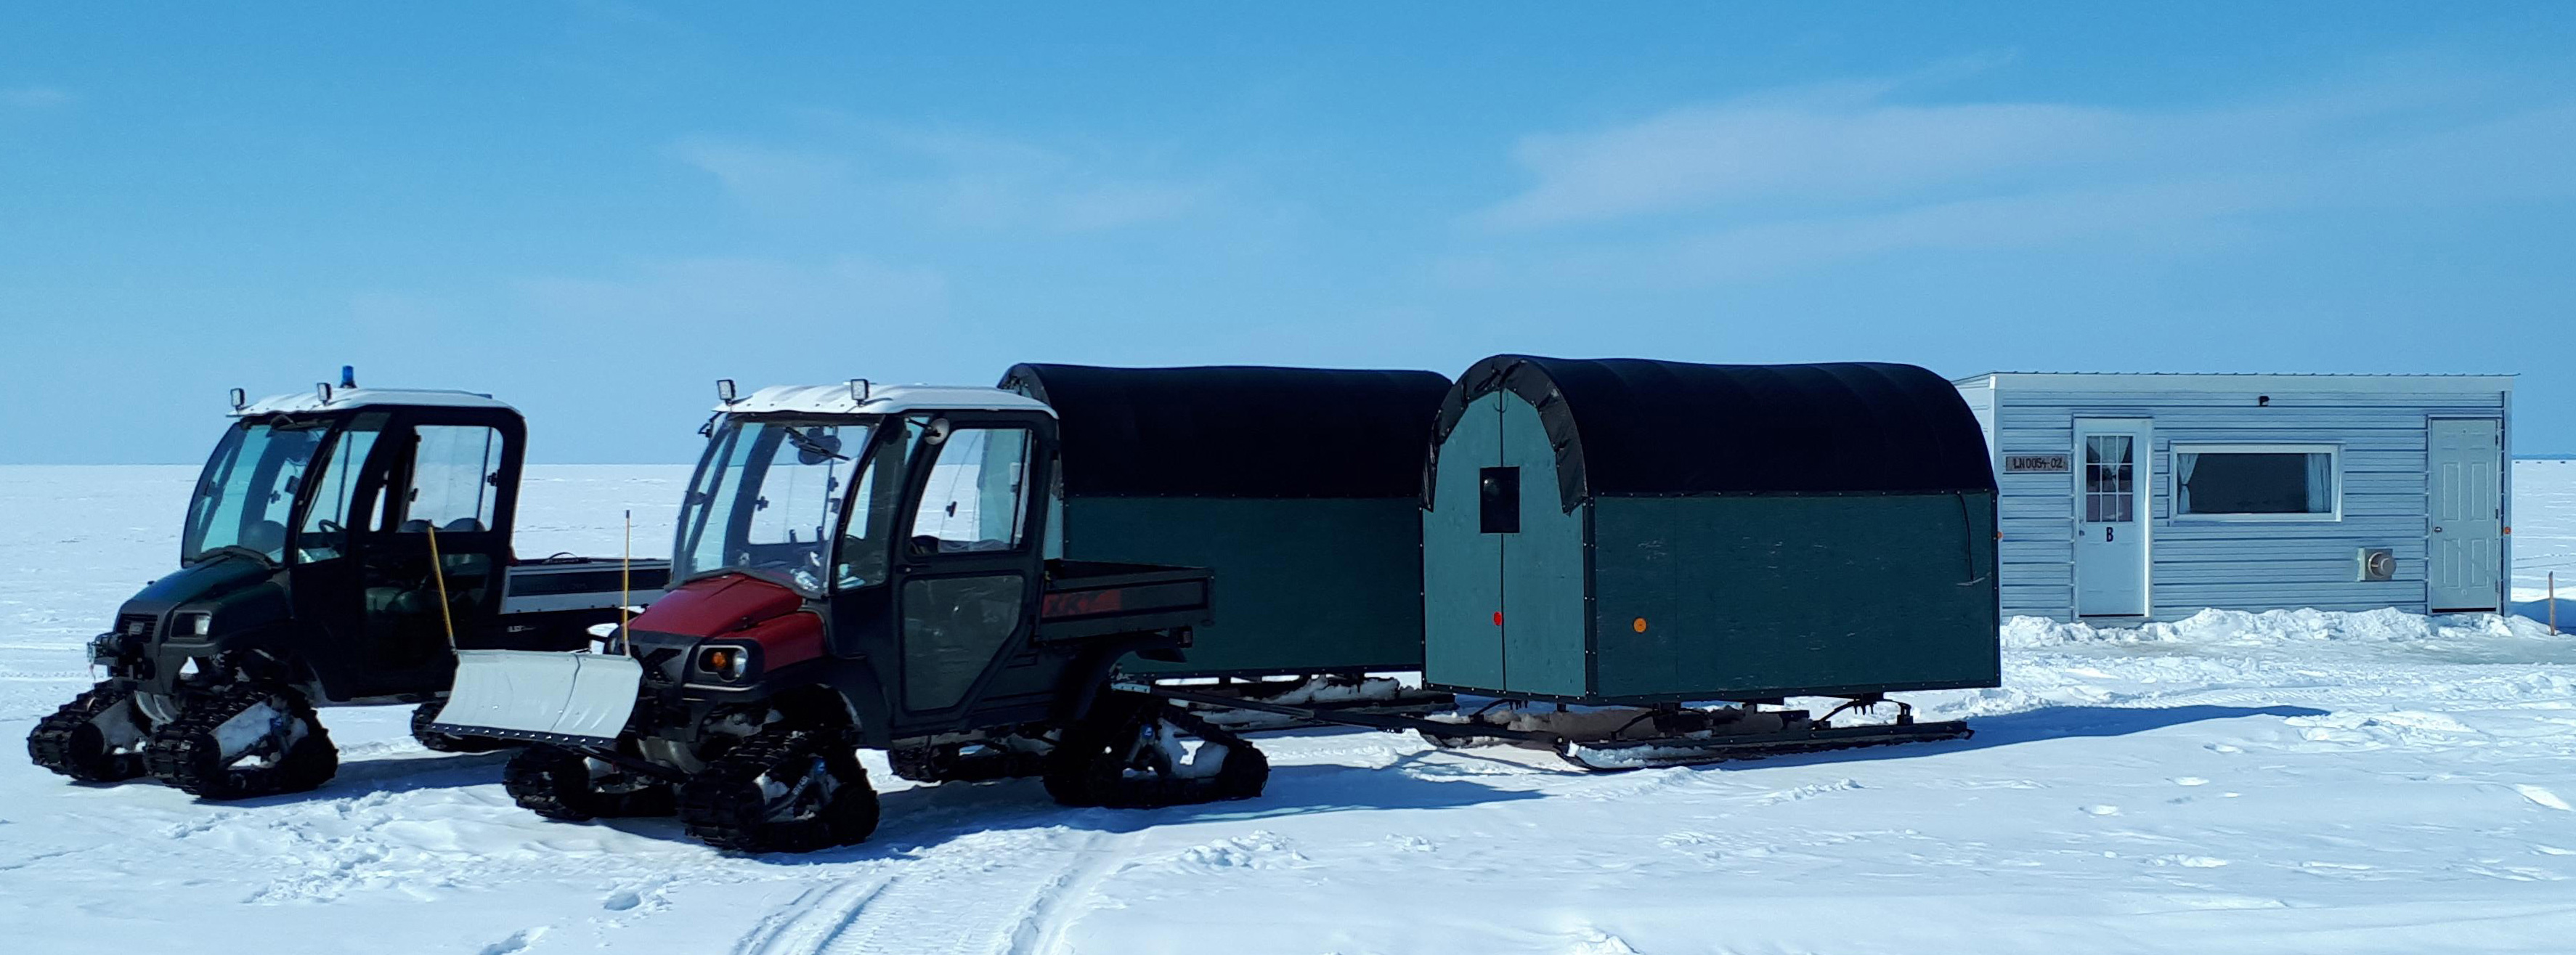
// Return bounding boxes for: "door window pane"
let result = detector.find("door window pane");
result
[910,428,1033,554]
[404,426,503,532]
[2083,435,2135,524]
[834,420,917,590]
[2177,447,2336,517]
[297,418,386,561]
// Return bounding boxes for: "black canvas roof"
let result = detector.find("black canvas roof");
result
[1001,363,1452,498]
[1431,355,1996,510]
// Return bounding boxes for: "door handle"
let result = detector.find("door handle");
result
[2433,526,2444,532]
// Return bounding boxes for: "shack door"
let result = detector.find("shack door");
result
[2427,418,2503,613]
[2073,418,2151,617]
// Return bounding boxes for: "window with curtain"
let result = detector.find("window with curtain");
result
[2173,444,2340,519]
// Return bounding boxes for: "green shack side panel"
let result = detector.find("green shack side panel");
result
[1423,394,1503,690]
[1589,492,2001,702]
[1498,391,1588,698]
[1063,496,1424,676]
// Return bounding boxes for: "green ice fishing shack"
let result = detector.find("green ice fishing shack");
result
[1001,364,1453,678]
[1422,356,2002,704]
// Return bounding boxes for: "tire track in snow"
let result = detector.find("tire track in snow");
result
[1007,829,1142,955]
[731,877,898,955]
[756,826,1138,955]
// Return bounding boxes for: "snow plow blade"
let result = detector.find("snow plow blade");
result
[429,650,643,744]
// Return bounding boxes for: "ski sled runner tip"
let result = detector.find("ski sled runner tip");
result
[431,649,643,745]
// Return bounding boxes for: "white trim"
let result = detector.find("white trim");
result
[2072,418,2154,618]
[1959,372,2514,396]
[2169,442,2344,524]
[720,384,1055,418]
[237,388,514,416]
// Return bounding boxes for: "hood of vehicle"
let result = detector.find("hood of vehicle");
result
[627,573,808,639]
[123,553,274,617]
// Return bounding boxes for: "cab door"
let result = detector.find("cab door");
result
[342,411,524,697]
[886,415,1050,730]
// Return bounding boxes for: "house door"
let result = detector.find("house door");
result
[2427,418,2503,613]
[2074,418,2152,617]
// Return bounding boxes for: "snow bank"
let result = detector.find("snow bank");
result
[2004,608,2561,651]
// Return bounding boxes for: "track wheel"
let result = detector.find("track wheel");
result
[411,699,511,754]
[143,683,338,800]
[677,729,879,853]
[27,682,153,783]
[1044,691,1268,810]
[504,745,675,821]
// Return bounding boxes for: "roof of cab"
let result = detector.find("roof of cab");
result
[235,387,516,416]
[720,383,1055,418]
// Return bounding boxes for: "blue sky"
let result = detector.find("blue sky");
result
[3,2,2571,463]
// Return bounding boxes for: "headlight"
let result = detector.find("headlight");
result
[697,645,753,682]
[177,611,214,638]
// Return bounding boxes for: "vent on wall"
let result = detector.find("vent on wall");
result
[2357,548,2396,582]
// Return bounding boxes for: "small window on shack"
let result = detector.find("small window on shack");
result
[2174,444,2340,521]
[1479,466,1521,534]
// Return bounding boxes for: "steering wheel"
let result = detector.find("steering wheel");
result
[314,519,346,535]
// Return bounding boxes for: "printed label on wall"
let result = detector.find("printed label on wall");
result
[2004,453,2071,474]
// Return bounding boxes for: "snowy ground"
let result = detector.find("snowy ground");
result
[3,464,2574,954]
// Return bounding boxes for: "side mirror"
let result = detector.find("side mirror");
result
[924,418,951,445]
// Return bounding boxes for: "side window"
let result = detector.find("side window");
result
[296,417,385,560]
[834,421,919,590]
[909,427,1033,554]
[403,426,504,533]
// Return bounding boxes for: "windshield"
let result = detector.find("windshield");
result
[182,418,336,564]
[675,418,902,596]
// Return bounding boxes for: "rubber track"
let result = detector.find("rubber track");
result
[143,683,338,800]
[678,728,879,853]
[26,683,149,783]
[504,745,676,821]
[1043,695,1267,810]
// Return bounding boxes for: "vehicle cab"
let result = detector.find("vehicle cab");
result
[102,383,528,707]
[630,381,1074,744]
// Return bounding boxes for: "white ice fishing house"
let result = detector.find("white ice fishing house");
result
[1951,373,2514,621]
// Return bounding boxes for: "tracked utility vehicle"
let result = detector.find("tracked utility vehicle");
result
[27,375,667,798]
[434,381,1260,852]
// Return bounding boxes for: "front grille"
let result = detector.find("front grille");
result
[115,614,157,641]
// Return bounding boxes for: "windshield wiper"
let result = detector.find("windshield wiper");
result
[782,427,848,462]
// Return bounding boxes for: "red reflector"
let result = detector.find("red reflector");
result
[1492,611,1503,626]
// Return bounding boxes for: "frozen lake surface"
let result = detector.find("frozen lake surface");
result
[2,463,2572,954]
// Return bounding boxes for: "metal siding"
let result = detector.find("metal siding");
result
[1590,494,2000,702]
[1500,391,1589,697]
[1422,393,1503,690]
[1065,497,1423,675]
[1991,379,2506,621]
